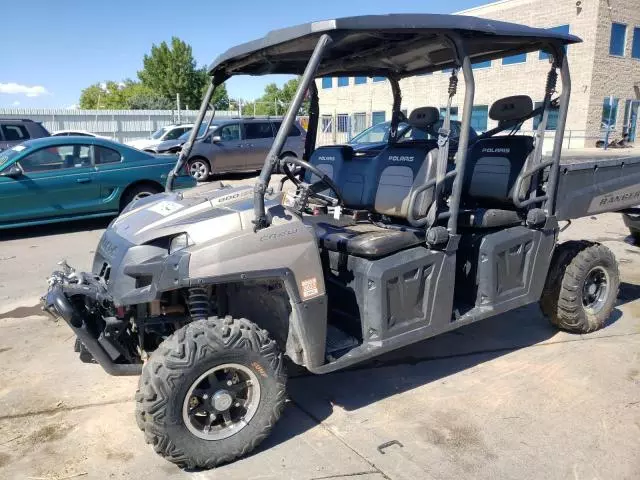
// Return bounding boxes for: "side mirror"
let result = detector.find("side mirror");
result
[211,135,222,143]
[0,164,22,179]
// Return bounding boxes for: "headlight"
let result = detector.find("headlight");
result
[169,233,192,254]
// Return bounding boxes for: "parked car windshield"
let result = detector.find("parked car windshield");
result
[151,127,169,140]
[349,119,476,145]
[0,144,29,170]
[179,124,217,141]
[349,121,402,145]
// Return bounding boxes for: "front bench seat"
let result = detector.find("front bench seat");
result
[315,107,440,258]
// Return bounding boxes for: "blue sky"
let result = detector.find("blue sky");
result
[0,0,487,109]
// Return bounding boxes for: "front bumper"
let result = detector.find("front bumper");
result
[42,281,142,376]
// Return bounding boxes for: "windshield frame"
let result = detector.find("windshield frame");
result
[0,144,29,170]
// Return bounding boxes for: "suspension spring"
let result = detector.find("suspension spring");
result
[188,287,210,320]
[448,72,458,97]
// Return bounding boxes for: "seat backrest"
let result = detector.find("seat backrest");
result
[462,136,534,209]
[372,142,438,218]
[305,144,352,183]
[461,95,536,209]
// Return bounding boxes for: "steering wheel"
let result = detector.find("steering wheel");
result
[280,156,345,209]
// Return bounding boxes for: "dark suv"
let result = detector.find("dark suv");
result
[0,119,50,151]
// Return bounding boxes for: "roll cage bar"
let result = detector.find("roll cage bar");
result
[167,16,575,237]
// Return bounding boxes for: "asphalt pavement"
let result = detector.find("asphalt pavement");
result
[0,178,639,480]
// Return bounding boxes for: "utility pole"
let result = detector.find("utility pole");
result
[176,93,181,124]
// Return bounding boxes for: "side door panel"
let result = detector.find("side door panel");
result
[211,123,244,172]
[243,122,274,169]
[92,145,132,212]
[0,145,99,224]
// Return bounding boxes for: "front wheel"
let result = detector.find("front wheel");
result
[540,241,619,333]
[135,317,287,469]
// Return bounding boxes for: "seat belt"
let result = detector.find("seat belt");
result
[426,69,458,228]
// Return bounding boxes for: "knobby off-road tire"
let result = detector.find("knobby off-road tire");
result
[135,316,287,469]
[540,241,619,333]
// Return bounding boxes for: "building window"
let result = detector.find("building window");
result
[533,101,560,131]
[372,111,386,125]
[609,23,627,56]
[632,27,640,59]
[439,107,459,121]
[354,76,367,85]
[321,77,332,89]
[470,106,488,132]
[353,112,367,134]
[337,114,349,133]
[441,68,453,74]
[601,97,619,129]
[372,76,385,82]
[502,53,527,65]
[337,77,349,87]
[540,25,570,60]
[472,60,491,69]
[321,115,333,133]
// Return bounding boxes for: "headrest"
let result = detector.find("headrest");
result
[489,95,533,122]
[408,107,439,129]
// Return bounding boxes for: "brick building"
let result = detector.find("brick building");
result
[316,0,640,148]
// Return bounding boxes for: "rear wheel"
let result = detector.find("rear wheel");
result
[540,241,619,333]
[120,183,161,211]
[188,158,210,181]
[135,317,286,469]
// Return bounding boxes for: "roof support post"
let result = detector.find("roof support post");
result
[166,81,216,191]
[303,82,319,161]
[446,34,475,235]
[252,33,333,231]
[546,47,571,216]
[388,77,402,143]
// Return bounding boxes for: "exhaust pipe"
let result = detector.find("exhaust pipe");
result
[45,286,142,376]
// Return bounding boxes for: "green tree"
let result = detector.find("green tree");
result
[138,37,208,110]
[242,77,308,116]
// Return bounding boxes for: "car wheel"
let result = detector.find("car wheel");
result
[188,158,211,181]
[120,184,161,211]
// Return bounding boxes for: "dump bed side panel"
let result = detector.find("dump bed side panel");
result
[555,154,640,221]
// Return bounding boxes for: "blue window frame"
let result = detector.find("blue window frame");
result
[502,53,526,65]
[632,27,640,59]
[602,97,619,128]
[372,111,386,125]
[472,60,491,69]
[354,76,367,85]
[470,105,488,132]
[539,25,570,60]
[610,23,627,56]
[321,77,332,89]
[533,101,560,131]
[439,107,459,121]
[337,77,349,87]
[372,76,385,82]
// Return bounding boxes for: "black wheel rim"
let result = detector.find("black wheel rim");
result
[182,363,260,440]
[582,266,610,314]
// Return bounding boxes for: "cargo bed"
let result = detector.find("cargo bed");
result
[550,148,640,221]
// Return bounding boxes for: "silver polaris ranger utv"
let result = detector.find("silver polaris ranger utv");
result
[43,14,640,468]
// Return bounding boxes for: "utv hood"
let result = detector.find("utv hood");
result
[110,183,261,246]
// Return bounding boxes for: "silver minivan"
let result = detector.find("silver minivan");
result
[187,117,305,180]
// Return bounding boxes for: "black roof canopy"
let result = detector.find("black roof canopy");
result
[208,14,581,80]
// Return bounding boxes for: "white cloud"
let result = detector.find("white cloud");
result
[12,100,20,106]
[0,82,49,97]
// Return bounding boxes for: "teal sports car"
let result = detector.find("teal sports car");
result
[0,136,196,229]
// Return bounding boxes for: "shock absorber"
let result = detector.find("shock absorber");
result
[187,287,210,320]
[545,66,558,96]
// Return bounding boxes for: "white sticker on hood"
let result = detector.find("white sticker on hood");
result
[148,200,184,216]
